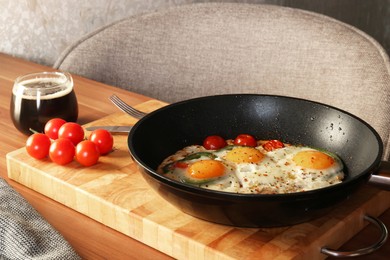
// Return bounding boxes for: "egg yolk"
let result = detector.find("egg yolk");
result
[225,147,264,164]
[292,150,335,169]
[186,160,225,179]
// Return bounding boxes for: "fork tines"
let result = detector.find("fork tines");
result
[109,94,147,119]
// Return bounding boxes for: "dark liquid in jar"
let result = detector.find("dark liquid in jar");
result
[10,83,78,135]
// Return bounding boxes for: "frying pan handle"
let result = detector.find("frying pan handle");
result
[321,215,388,257]
[368,161,390,190]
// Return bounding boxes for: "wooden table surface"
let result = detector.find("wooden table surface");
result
[0,53,389,259]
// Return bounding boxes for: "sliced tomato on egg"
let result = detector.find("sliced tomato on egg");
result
[162,160,189,173]
[174,161,189,168]
[262,140,284,151]
[234,134,257,147]
[203,135,227,150]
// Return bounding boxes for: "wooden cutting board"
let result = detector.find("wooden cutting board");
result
[6,100,390,259]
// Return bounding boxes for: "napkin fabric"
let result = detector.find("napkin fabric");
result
[0,178,81,260]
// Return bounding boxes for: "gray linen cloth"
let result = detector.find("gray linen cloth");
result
[0,178,81,260]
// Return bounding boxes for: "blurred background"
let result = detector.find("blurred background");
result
[1,0,389,66]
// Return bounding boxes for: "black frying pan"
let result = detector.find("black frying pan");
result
[128,94,390,227]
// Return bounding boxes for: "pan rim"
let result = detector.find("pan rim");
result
[128,94,384,198]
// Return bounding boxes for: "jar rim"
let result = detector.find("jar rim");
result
[15,71,73,89]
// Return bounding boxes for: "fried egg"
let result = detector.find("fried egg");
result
[157,142,344,194]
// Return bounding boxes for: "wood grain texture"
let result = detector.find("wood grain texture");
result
[0,53,171,260]
[6,100,390,260]
[2,53,390,259]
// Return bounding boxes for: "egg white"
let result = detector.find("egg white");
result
[158,144,344,194]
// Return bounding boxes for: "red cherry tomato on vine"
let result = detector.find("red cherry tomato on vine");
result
[263,140,285,151]
[26,133,51,159]
[49,138,75,165]
[89,129,114,155]
[58,122,85,146]
[234,134,257,147]
[44,118,66,140]
[76,140,100,167]
[203,135,227,150]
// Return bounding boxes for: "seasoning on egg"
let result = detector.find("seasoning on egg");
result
[157,137,344,194]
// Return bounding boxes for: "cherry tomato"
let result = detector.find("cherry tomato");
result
[26,133,51,159]
[58,122,85,146]
[76,140,100,167]
[44,118,66,140]
[49,138,75,165]
[203,135,227,150]
[89,129,114,155]
[262,140,285,151]
[174,161,189,168]
[234,134,257,147]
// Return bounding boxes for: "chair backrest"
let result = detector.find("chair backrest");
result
[54,3,390,159]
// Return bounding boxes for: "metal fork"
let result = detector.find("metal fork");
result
[109,94,147,119]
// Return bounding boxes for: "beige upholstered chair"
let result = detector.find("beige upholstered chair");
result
[54,3,390,159]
